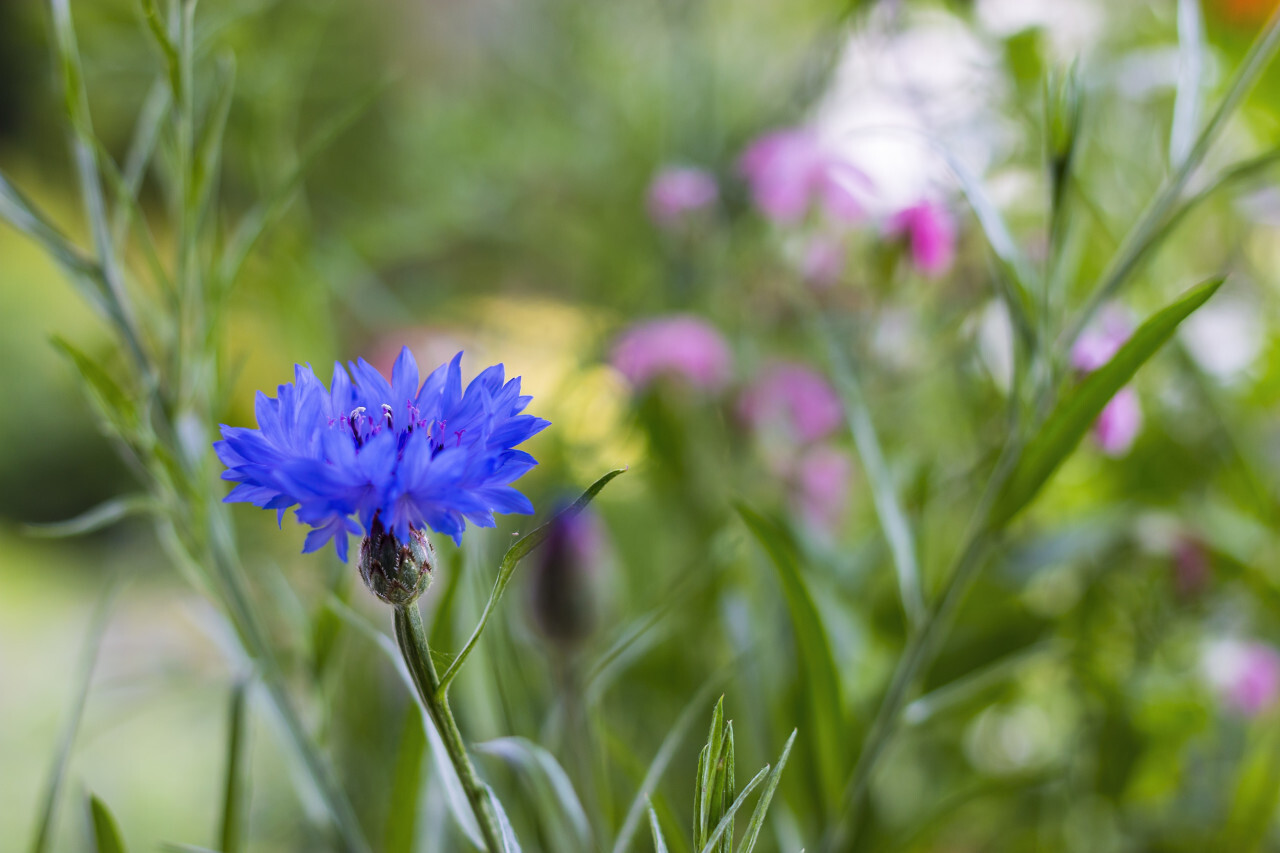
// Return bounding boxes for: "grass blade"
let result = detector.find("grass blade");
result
[1170,0,1205,167]
[436,467,626,694]
[648,806,670,853]
[611,676,727,853]
[485,783,523,853]
[695,766,770,853]
[384,708,426,853]
[991,276,1223,526]
[218,680,250,853]
[22,495,153,539]
[28,581,118,853]
[737,505,844,812]
[734,730,796,853]
[817,314,925,629]
[87,795,128,853]
[477,737,593,852]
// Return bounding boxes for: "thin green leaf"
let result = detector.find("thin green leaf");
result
[0,170,106,302]
[696,697,725,848]
[191,55,236,230]
[324,596,485,849]
[734,730,796,853]
[477,737,593,852]
[28,581,118,853]
[485,783,523,853]
[384,709,426,853]
[138,0,182,101]
[817,314,924,629]
[218,680,250,853]
[696,766,770,853]
[903,641,1061,727]
[736,505,844,810]
[22,494,153,539]
[437,467,626,693]
[111,78,169,252]
[87,795,128,853]
[648,806,670,853]
[1170,0,1205,167]
[991,277,1223,526]
[611,676,727,853]
[52,337,141,441]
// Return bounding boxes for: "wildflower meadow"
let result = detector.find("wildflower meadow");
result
[6,0,1280,851]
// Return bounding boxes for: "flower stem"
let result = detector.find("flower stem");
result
[393,602,504,853]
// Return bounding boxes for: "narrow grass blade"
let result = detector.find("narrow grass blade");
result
[437,467,626,693]
[384,709,427,853]
[218,680,250,853]
[87,795,128,853]
[695,766,770,853]
[111,78,169,252]
[22,495,153,539]
[1170,0,1205,167]
[817,315,924,629]
[324,596,485,848]
[737,505,844,811]
[28,581,118,853]
[0,171,106,303]
[734,730,796,853]
[485,783,523,853]
[695,698,725,848]
[477,737,593,852]
[611,675,726,853]
[903,642,1059,726]
[991,277,1223,526]
[648,806,670,853]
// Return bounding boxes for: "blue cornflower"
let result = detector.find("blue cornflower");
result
[214,349,549,561]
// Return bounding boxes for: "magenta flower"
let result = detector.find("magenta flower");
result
[1093,386,1141,457]
[1071,309,1142,456]
[738,127,868,225]
[611,315,732,391]
[887,200,956,277]
[647,166,719,228]
[794,445,853,534]
[738,361,843,445]
[1204,639,1280,717]
[1070,308,1132,372]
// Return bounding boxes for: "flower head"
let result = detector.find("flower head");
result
[610,315,732,391]
[1071,309,1142,456]
[1071,308,1131,372]
[738,361,843,445]
[739,127,868,225]
[527,505,606,647]
[647,165,719,228]
[214,349,549,560]
[887,200,956,277]
[794,445,853,534]
[1204,639,1280,716]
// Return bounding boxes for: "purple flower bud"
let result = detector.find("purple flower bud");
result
[738,361,843,445]
[1204,639,1280,717]
[886,199,956,277]
[610,315,733,392]
[527,508,605,648]
[647,166,719,228]
[359,519,435,606]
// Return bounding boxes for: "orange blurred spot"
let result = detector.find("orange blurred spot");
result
[1213,0,1280,26]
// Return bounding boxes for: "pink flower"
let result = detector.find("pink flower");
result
[647,166,719,228]
[1204,639,1280,716]
[794,445,853,533]
[887,200,956,277]
[611,315,732,391]
[738,127,868,225]
[1093,386,1141,456]
[1072,309,1142,456]
[738,361,843,445]
[799,235,846,288]
[1070,308,1132,372]
[1173,536,1211,598]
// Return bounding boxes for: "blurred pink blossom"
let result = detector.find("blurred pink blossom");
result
[794,445,853,533]
[647,166,718,228]
[1204,639,1280,716]
[799,235,846,288]
[611,315,732,391]
[1071,308,1132,372]
[739,127,868,225]
[1093,386,1142,457]
[887,200,956,277]
[1173,536,1211,598]
[1072,309,1141,456]
[739,361,843,444]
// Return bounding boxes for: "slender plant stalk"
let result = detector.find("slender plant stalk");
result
[393,602,504,853]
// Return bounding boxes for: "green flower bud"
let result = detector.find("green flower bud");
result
[359,522,435,606]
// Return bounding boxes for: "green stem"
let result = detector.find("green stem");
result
[393,603,504,853]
